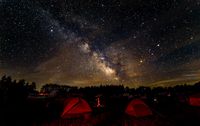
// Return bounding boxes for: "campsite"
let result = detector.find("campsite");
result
[1,76,200,126]
[29,92,200,126]
[2,0,200,125]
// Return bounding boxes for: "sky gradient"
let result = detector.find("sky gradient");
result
[0,0,200,89]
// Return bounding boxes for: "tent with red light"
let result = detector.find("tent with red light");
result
[123,99,155,126]
[61,97,92,119]
[188,94,200,107]
[125,99,153,117]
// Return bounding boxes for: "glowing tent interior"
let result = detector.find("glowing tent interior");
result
[125,99,153,117]
[189,94,200,107]
[61,97,92,119]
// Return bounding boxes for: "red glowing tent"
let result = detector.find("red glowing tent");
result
[125,99,152,117]
[61,97,92,119]
[189,94,200,107]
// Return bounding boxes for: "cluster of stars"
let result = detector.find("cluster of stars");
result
[0,0,200,88]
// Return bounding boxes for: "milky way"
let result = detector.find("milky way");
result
[0,0,200,89]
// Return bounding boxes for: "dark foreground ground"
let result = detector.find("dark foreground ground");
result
[1,96,200,126]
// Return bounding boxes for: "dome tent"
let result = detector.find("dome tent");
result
[125,99,152,117]
[124,99,155,126]
[41,98,92,126]
[189,94,200,107]
[61,97,92,119]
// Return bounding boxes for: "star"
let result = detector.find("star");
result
[0,0,200,89]
[139,59,144,63]
[50,29,54,33]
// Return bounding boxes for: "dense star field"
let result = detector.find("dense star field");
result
[0,0,200,89]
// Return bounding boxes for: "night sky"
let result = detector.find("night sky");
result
[0,0,200,89]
